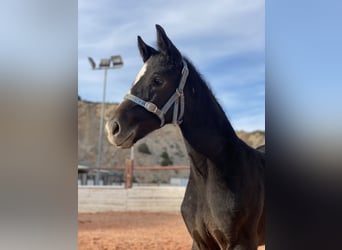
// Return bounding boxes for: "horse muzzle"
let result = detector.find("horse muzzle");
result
[105,119,135,149]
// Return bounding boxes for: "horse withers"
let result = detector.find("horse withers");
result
[106,25,265,250]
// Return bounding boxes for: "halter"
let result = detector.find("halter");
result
[124,59,189,127]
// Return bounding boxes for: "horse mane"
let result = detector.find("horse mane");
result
[182,57,239,143]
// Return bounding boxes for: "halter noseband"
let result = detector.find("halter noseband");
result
[124,59,189,127]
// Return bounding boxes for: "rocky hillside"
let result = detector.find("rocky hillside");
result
[78,100,265,183]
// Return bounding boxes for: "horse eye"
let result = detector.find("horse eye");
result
[153,77,163,86]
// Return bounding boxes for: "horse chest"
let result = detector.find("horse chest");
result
[181,164,237,248]
[182,176,236,220]
[181,185,236,249]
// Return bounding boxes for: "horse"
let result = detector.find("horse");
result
[105,24,265,250]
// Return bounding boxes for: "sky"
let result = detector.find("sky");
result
[266,0,342,147]
[78,0,265,132]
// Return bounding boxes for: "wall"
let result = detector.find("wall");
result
[78,186,186,213]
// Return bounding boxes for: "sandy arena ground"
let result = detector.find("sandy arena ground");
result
[78,212,265,250]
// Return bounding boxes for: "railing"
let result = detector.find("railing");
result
[78,161,190,189]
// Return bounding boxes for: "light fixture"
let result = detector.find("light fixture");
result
[111,55,124,67]
[88,57,96,69]
[99,59,111,68]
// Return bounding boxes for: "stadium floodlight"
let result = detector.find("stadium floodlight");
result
[87,55,123,185]
[88,57,96,69]
[99,58,111,68]
[111,55,124,67]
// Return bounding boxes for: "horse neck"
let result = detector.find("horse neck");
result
[179,59,240,163]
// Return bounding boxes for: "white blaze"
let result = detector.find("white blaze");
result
[127,62,148,94]
[134,62,148,85]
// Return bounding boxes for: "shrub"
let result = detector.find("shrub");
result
[137,143,151,154]
[160,151,173,166]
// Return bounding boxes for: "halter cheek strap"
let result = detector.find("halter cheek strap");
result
[124,59,189,127]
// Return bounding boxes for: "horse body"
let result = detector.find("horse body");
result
[181,140,264,250]
[106,25,264,250]
[177,60,264,249]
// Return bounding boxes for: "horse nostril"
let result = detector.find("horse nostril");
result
[112,121,120,136]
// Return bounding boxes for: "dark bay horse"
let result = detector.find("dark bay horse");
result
[106,25,265,250]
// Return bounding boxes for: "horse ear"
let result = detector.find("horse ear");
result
[137,36,157,62]
[155,24,181,64]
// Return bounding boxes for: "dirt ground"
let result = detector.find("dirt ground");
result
[78,212,265,250]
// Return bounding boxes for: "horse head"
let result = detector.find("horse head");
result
[106,25,188,148]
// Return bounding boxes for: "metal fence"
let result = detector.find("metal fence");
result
[78,161,190,188]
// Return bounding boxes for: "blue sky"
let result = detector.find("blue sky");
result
[78,0,265,132]
[266,0,342,145]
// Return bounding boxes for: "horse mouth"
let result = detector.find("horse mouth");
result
[109,130,135,149]
[117,132,135,149]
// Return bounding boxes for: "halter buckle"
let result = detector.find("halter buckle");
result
[144,102,158,113]
[176,88,183,97]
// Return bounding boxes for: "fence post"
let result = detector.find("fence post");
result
[125,159,133,189]
[81,173,87,185]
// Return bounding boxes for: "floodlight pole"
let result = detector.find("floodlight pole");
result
[95,68,108,185]
[88,56,123,185]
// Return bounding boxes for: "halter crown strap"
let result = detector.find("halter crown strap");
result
[125,59,189,127]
